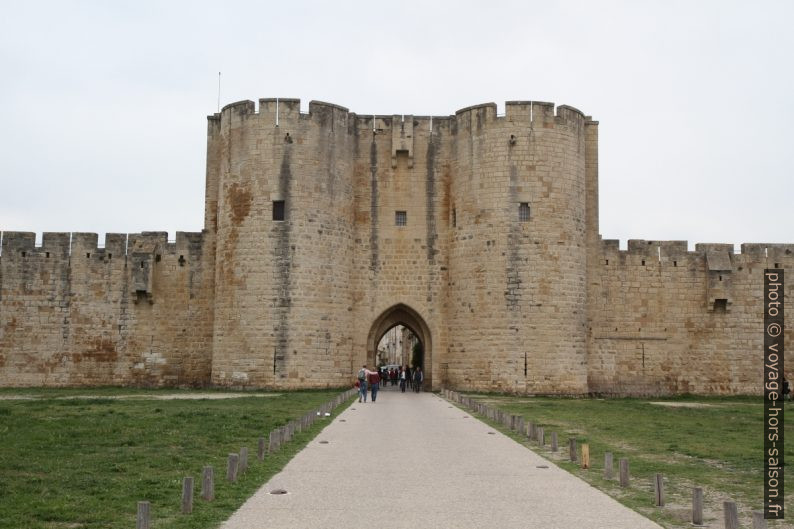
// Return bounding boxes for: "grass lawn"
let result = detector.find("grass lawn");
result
[460,393,794,529]
[0,387,352,529]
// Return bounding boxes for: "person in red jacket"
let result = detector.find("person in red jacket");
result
[368,368,381,402]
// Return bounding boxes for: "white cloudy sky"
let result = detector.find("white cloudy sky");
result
[0,0,791,250]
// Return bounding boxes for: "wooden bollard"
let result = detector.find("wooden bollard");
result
[181,476,193,514]
[569,438,577,462]
[268,430,278,453]
[551,432,558,452]
[723,501,739,529]
[653,473,664,506]
[201,466,214,501]
[580,443,590,469]
[239,447,248,473]
[604,452,613,479]
[619,458,629,487]
[227,453,239,482]
[692,487,703,526]
[537,427,545,446]
[136,501,150,529]
[752,510,767,529]
[258,437,266,461]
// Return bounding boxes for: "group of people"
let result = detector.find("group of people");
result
[355,364,424,402]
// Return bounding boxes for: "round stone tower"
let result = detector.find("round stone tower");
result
[445,102,591,394]
[205,99,356,387]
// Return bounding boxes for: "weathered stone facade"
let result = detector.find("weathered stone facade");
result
[1,98,790,394]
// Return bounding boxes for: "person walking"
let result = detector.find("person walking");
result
[413,366,423,393]
[368,367,381,402]
[399,366,407,393]
[357,364,369,402]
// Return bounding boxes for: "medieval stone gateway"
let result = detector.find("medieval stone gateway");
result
[0,98,790,394]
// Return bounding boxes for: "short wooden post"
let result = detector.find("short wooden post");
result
[724,501,739,529]
[537,427,545,446]
[619,458,629,487]
[580,443,590,469]
[551,432,558,452]
[258,437,266,461]
[752,510,767,529]
[653,473,664,507]
[604,452,613,479]
[569,438,577,462]
[239,447,248,473]
[136,501,150,529]
[181,476,193,514]
[692,487,703,525]
[201,466,214,501]
[268,430,278,453]
[227,453,239,482]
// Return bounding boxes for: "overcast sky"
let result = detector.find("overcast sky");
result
[1,0,791,251]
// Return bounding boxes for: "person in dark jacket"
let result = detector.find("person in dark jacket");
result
[413,366,423,393]
[368,368,381,402]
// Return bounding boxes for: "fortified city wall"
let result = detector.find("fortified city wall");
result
[0,231,214,386]
[0,97,790,394]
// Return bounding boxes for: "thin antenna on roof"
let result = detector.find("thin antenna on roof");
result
[217,72,221,113]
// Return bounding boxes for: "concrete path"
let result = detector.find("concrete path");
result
[221,387,663,529]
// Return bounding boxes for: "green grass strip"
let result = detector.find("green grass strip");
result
[0,388,354,529]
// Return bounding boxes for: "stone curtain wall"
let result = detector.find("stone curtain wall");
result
[588,240,794,395]
[0,231,214,387]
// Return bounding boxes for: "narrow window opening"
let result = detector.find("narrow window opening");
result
[519,202,530,222]
[395,211,407,226]
[605,259,609,265]
[107,253,112,260]
[641,259,645,266]
[673,260,677,267]
[452,208,457,228]
[713,299,728,313]
[45,252,50,258]
[774,262,780,269]
[178,255,186,267]
[140,262,145,269]
[273,200,285,221]
[21,251,26,258]
[86,253,91,259]
[155,254,161,263]
[719,275,722,281]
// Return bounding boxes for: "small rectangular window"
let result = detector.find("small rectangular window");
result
[395,211,407,226]
[519,202,530,222]
[452,208,457,227]
[273,200,285,221]
[713,299,728,313]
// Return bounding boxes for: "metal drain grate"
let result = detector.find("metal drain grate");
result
[270,489,288,495]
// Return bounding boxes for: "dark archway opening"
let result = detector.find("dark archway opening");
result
[367,304,432,391]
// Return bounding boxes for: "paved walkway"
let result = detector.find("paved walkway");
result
[221,387,663,529]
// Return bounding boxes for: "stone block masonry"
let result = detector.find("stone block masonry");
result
[0,97,790,394]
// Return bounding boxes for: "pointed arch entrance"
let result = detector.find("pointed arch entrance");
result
[366,304,432,390]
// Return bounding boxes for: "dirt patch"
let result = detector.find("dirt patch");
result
[648,402,717,408]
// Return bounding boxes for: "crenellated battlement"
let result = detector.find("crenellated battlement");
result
[599,238,794,269]
[206,98,592,139]
[0,230,205,262]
